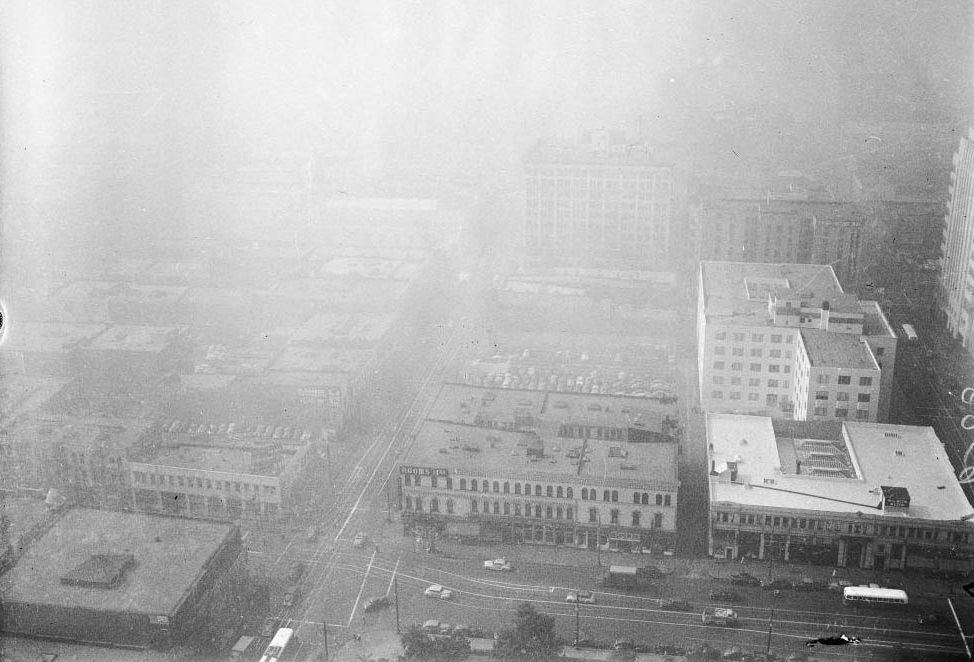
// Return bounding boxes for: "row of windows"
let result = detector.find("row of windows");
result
[405,495,666,529]
[558,425,626,441]
[712,391,781,406]
[820,374,874,386]
[132,471,277,496]
[403,475,673,505]
[714,347,789,359]
[814,391,871,402]
[813,406,870,419]
[714,332,793,344]
[712,361,791,374]
[714,376,790,389]
[715,511,970,543]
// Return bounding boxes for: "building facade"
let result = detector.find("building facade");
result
[940,128,974,350]
[706,415,974,572]
[523,133,686,271]
[697,262,897,422]
[399,385,681,553]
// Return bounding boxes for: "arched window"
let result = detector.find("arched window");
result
[632,511,641,527]
[612,491,618,502]
[556,506,563,519]
[524,483,531,495]
[603,490,611,502]
[655,494,663,506]
[590,488,597,500]
[503,482,510,494]
[546,506,553,519]
[482,482,489,493]
[589,507,598,522]
[664,494,672,506]
[445,477,452,489]
[641,493,649,505]
[471,479,478,492]
[633,492,641,504]
[430,498,438,513]
[566,487,573,499]
[447,498,454,514]
[653,513,663,529]
[404,475,412,487]
[556,486,563,498]
[404,496,413,510]
[471,499,478,513]
[503,502,510,515]
[566,507,573,520]
[493,481,500,493]
[582,488,589,500]
[515,483,521,494]
[415,497,423,511]
[460,478,467,491]
[535,505,542,518]
[431,476,438,488]
[546,485,553,497]
[493,501,500,514]
[515,504,521,516]
[535,485,542,496]
[610,508,619,525]
[483,499,490,512]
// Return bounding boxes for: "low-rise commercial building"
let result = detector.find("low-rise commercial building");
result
[0,508,246,650]
[400,384,681,553]
[706,414,974,571]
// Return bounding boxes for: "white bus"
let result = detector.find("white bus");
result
[842,585,908,606]
[260,627,294,662]
[902,323,918,342]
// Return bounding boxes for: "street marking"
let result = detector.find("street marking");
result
[387,554,401,596]
[348,547,377,627]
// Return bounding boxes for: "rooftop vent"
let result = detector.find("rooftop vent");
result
[61,553,136,589]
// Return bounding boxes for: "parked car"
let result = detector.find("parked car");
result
[424,584,453,600]
[709,589,743,603]
[918,612,944,626]
[728,572,761,586]
[828,579,854,591]
[660,599,694,612]
[451,624,471,638]
[363,596,391,613]
[566,590,596,604]
[422,620,441,634]
[761,579,792,592]
[483,558,513,572]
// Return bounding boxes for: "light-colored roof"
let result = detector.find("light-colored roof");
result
[0,508,235,615]
[707,414,973,522]
[269,346,375,374]
[800,329,878,370]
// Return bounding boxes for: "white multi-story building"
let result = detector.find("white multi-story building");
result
[940,128,974,350]
[697,262,897,422]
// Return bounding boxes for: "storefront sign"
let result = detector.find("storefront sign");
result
[399,466,448,477]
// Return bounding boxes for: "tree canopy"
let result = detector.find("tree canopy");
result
[493,603,561,661]
[400,625,470,662]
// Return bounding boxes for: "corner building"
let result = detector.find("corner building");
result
[706,415,974,571]
[697,262,896,422]
[399,384,681,553]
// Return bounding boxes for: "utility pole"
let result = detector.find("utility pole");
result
[596,513,602,568]
[574,594,580,645]
[766,608,774,656]
[322,621,329,660]
[394,577,401,634]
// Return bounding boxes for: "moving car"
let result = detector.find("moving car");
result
[566,590,596,604]
[483,558,513,572]
[353,532,367,548]
[260,617,277,638]
[728,572,761,586]
[424,584,453,600]
[702,606,739,626]
[363,596,391,612]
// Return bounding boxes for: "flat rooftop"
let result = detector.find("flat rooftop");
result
[0,321,107,353]
[0,508,236,615]
[55,281,187,306]
[707,414,973,521]
[130,439,292,476]
[700,262,844,327]
[292,312,395,346]
[1,416,151,453]
[405,420,679,489]
[269,346,376,374]
[800,329,878,370]
[86,325,182,353]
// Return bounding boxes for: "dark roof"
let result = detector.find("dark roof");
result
[61,553,136,588]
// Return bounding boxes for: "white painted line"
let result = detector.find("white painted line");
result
[387,554,401,596]
[348,547,377,627]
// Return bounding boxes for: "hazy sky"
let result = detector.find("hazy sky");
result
[1,0,971,273]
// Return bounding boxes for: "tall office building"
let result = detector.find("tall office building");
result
[522,132,686,272]
[939,129,974,350]
[697,262,898,422]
